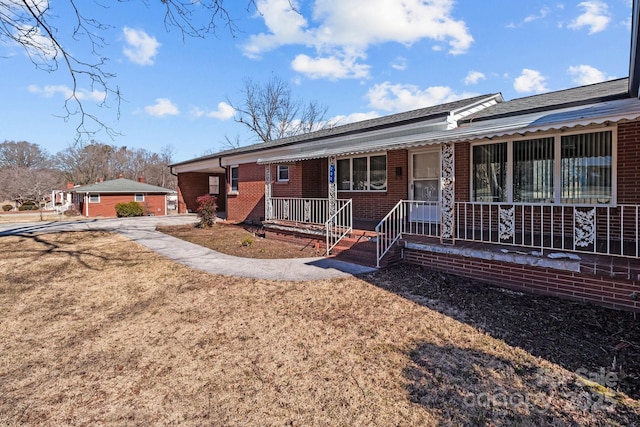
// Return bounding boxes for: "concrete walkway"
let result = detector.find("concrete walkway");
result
[0,215,377,281]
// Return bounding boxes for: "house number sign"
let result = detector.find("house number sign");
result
[329,164,335,183]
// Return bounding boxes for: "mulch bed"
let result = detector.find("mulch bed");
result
[363,264,640,400]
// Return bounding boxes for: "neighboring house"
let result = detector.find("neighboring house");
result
[69,176,174,217]
[170,7,640,312]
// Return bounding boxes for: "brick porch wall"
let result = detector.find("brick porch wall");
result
[403,249,639,312]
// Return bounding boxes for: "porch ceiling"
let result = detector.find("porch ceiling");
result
[257,97,640,164]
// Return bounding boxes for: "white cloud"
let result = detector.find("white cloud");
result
[464,70,486,85]
[513,69,548,94]
[366,82,477,112]
[28,84,106,102]
[568,64,614,85]
[291,53,370,80]
[122,27,161,65]
[391,56,407,71]
[144,98,179,117]
[191,102,235,120]
[328,111,380,126]
[524,7,550,23]
[568,1,611,34]
[244,0,473,80]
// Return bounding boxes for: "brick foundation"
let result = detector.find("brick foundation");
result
[403,247,640,312]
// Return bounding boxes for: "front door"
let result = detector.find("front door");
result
[410,150,440,222]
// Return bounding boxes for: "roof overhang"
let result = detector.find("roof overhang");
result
[257,97,640,164]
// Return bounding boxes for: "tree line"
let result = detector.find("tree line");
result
[0,140,176,207]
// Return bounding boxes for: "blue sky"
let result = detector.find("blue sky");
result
[0,0,634,162]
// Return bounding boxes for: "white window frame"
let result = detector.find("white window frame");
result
[229,165,239,194]
[88,194,100,203]
[470,127,617,205]
[134,193,144,202]
[337,153,387,192]
[277,165,289,182]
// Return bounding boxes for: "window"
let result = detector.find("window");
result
[337,154,387,191]
[472,143,506,202]
[471,130,614,204]
[134,194,144,202]
[561,131,612,204]
[277,165,289,182]
[208,176,220,194]
[513,137,554,202]
[88,194,100,203]
[230,166,239,193]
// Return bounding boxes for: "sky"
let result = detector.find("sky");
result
[0,0,635,163]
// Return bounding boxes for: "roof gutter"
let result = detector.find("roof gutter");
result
[629,0,640,97]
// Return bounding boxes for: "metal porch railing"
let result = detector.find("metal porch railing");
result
[266,197,353,255]
[376,201,640,268]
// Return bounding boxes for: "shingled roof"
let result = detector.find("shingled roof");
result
[70,178,174,194]
[171,93,501,167]
[461,78,630,123]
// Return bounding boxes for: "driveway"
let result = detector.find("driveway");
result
[0,215,377,281]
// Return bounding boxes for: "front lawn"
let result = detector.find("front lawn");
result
[0,231,638,425]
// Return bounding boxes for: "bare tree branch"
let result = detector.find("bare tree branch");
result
[1,0,257,139]
[229,76,329,143]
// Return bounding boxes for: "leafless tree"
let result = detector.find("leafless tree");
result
[1,0,256,138]
[54,140,176,189]
[0,140,51,169]
[0,166,63,209]
[229,76,329,143]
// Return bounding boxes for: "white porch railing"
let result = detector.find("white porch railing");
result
[325,199,353,256]
[376,201,441,267]
[455,202,640,258]
[266,197,352,255]
[267,197,350,225]
[376,201,640,268]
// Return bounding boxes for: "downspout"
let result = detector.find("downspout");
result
[629,0,640,97]
[219,157,228,218]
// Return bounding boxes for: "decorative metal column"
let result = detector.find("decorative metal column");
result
[328,155,337,217]
[441,143,455,240]
[265,164,273,220]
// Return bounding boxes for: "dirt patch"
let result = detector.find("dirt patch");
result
[157,223,324,258]
[0,231,638,426]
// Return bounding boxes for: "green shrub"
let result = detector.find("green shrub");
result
[2,204,13,212]
[18,202,38,211]
[115,201,144,217]
[196,194,217,228]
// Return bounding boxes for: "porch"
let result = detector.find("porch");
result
[263,196,640,274]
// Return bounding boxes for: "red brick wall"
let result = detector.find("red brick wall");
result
[272,164,303,198]
[454,141,470,202]
[177,172,226,214]
[339,150,409,221]
[83,194,166,217]
[302,158,327,198]
[227,163,265,223]
[404,249,639,312]
[617,120,640,204]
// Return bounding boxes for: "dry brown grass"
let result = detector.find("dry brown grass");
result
[157,223,324,258]
[1,231,639,426]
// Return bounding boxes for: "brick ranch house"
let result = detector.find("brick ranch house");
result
[171,9,640,312]
[69,176,175,217]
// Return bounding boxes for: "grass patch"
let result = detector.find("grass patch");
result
[0,231,638,425]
